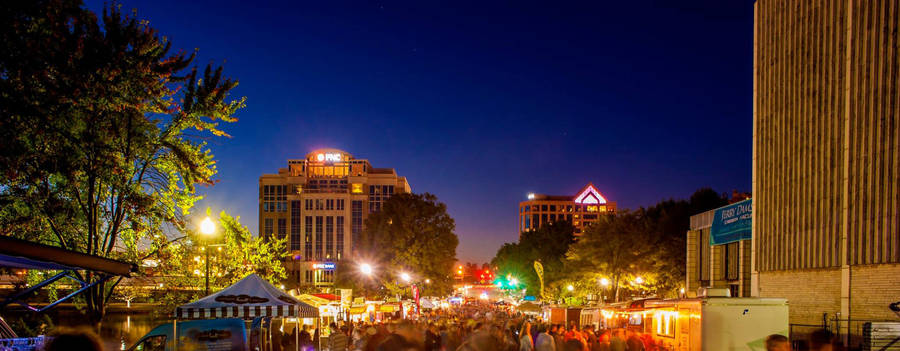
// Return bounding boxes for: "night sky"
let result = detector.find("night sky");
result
[85,0,754,263]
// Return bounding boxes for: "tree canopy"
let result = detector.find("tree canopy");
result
[353,193,458,297]
[0,0,244,325]
[491,221,575,298]
[151,211,287,312]
[492,188,730,303]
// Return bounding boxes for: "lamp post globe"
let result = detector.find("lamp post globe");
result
[359,263,373,276]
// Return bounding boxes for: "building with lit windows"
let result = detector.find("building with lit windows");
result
[518,183,615,235]
[259,149,410,289]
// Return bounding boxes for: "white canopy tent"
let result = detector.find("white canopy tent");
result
[175,273,317,319]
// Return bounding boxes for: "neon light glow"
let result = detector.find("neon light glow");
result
[315,153,343,162]
[313,262,336,270]
[574,184,607,204]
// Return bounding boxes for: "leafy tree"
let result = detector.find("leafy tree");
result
[355,193,458,298]
[640,189,728,296]
[567,211,649,301]
[491,221,575,298]
[0,0,244,326]
[151,211,287,313]
[566,188,729,301]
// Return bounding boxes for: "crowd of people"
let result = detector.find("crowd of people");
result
[300,304,650,351]
[300,304,847,351]
[31,303,849,351]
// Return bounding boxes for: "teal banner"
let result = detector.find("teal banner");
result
[710,199,752,245]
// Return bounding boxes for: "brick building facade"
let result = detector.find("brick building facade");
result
[752,0,900,344]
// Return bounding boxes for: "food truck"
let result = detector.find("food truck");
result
[128,318,248,351]
[645,296,788,351]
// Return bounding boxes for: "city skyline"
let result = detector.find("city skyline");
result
[83,0,755,262]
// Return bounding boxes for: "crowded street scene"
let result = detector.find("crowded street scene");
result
[1,0,900,350]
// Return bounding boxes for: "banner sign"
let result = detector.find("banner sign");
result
[533,261,545,300]
[710,199,752,245]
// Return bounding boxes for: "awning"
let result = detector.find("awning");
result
[348,306,367,314]
[176,274,318,319]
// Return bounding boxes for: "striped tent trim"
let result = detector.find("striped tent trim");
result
[175,304,317,320]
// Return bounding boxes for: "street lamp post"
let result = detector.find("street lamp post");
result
[599,277,610,303]
[200,217,216,296]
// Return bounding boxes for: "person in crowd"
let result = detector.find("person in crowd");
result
[424,323,440,351]
[44,327,103,351]
[535,324,557,351]
[608,329,627,351]
[328,323,349,351]
[519,321,534,351]
[553,325,566,351]
[624,330,644,351]
[809,329,842,351]
[765,334,791,351]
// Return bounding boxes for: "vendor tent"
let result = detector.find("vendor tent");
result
[176,274,317,319]
[517,302,542,314]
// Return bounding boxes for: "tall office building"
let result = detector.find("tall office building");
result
[259,149,411,288]
[518,183,616,235]
[752,0,900,342]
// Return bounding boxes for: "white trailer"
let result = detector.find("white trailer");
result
[646,297,789,351]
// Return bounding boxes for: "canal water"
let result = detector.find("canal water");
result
[3,308,169,351]
[97,312,170,351]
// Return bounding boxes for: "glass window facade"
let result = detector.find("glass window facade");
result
[290,201,300,250]
[315,216,323,260]
[304,216,313,260]
[325,216,334,260]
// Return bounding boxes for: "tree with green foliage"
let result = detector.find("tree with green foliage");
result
[354,193,458,298]
[0,0,244,326]
[491,221,575,299]
[567,211,649,301]
[150,211,287,313]
[566,188,730,301]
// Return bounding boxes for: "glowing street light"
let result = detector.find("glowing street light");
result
[425,279,431,284]
[509,278,519,286]
[599,278,610,287]
[400,272,412,283]
[635,276,644,284]
[567,284,574,292]
[359,263,374,276]
[200,217,216,235]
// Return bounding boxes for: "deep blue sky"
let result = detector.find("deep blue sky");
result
[86,0,754,263]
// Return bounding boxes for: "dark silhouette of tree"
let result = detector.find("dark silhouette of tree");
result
[355,193,458,297]
[0,0,244,326]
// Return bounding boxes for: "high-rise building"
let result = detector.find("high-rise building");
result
[518,183,616,235]
[752,0,900,343]
[259,148,410,289]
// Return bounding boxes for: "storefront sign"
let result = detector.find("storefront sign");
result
[316,153,342,162]
[710,199,752,245]
[312,262,335,270]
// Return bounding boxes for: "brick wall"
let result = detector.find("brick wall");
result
[849,264,900,321]
[758,269,842,325]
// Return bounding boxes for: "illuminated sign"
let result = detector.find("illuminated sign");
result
[316,153,342,163]
[574,184,607,204]
[312,262,336,270]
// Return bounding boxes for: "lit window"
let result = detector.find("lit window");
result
[351,183,363,194]
[587,205,598,212]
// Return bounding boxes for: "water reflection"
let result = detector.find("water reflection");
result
[99,313,168,351]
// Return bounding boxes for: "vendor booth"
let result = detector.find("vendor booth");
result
[175,274,318,351]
